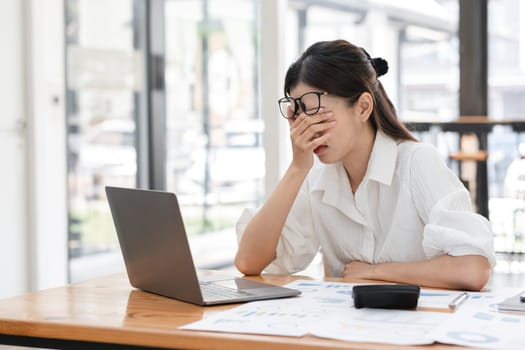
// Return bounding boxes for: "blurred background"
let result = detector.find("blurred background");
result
[1,0,525,299]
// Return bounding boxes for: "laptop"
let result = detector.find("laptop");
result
[105,186,301,306]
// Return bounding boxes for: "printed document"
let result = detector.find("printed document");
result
[180,280,525,347]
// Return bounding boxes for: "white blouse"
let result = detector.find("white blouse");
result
[236,131,497,277]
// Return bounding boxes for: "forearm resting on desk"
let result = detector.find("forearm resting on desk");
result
[343,255,491,291]
[235,165,309,276]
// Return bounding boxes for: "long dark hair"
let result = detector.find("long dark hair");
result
[284,39,417,142]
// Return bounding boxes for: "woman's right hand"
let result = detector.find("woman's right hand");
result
[236,108,335,275]
[288,108,336,170]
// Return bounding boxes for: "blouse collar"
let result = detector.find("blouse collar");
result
[311,130,398,201]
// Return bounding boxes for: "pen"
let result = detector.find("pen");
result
[448,292,468,310]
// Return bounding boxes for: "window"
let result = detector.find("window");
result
[164,0,262,249]
[65,0,142,278]
[62,0,524,282]
[286,0,459,122]
[488,0,525,253]
[64,0,261,280]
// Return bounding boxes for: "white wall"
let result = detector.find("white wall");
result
[0,0,67,299]
[25,0,68,292]
[0,0,29,299]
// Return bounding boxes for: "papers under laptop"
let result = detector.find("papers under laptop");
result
[105,186,301,306]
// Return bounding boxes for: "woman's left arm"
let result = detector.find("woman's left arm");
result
[357,144,494,291]
[343,254,491,291]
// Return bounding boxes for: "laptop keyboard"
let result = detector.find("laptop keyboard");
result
[200,282,253,301]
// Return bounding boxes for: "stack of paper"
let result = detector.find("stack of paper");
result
[497,291,525,312]
[180,280,525,349]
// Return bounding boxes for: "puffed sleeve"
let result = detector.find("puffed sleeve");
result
[235,182,320,274]
[409,144,496,268]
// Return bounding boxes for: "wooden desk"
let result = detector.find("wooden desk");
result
[0,273,465,350]
[405,117,525,218]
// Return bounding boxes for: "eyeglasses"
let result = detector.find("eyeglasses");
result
[278,91,328,119]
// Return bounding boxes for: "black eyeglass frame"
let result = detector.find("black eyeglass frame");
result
[277,91,328,119]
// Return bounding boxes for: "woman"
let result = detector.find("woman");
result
[234,39,495,291]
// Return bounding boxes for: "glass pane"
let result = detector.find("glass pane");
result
[288,1,459,122]
[65,0,140,261]
[488,0,525,120]
[304,6,365,45]
[164,0,262,256]
[488,0,525,253]
[399,1,459,121]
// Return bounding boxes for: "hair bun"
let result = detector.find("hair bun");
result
[371,57,388,77]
